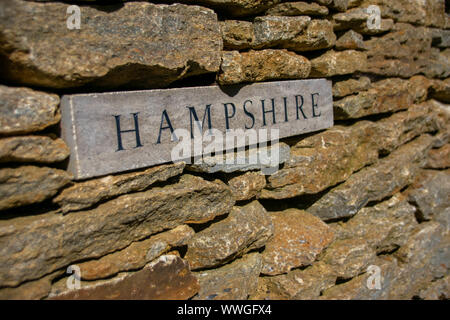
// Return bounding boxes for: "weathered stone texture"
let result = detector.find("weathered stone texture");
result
[333,8,394,35]
[335,30,366,50]
[54,162,185,213]
[308,134,435,220]
[228,171,267,201]
[78,225,195,280]
[0,86,60,135]
[310,50,367,77]
[426,144,450,169]
[49,255,199,300]
[218,49,311,84]
[261,209,334,275]
[0,1,222,89]
[194,253,262,300]
[185,201,273,270]
[0,166,71,211]
[0,136,69,164]
[266,2,329,16]
[0,174,234,287]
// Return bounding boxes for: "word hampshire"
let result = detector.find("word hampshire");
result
[61,79,333,179]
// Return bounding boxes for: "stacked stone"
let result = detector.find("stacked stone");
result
[0,0,449,300]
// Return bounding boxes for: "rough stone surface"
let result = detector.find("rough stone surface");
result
[429,78,450,103]
[0,166,71,211]
[194,253,262,300]
[185,201,273,270]
[0,174,234,287]
[188,142,291,174]
[333,8,394,34]
[218,50,311,85]
[335,30,366,50]
[426,144,450,169]
[405,169,450,222]
[266,2,329,16]
[418,275,450,300]
[308,134,435,220]
[310,50,367,77]
[54,162,185,213]
[221,20,255,50]
[332,76,371,98]
[228,171,266,201]
[431,29,450,49]
[0,86,60,135]
[180,0,282,17]
[261,209,334,275]
[0,136,69,164]
[78,225,195,280]
[49,255,199,300]
[0,272,61,300]
[0,1,222,89]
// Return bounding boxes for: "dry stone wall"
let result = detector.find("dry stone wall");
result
[0,0,449,300]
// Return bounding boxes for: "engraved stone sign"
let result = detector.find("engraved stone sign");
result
[61,79,333,179]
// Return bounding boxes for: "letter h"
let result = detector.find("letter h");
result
[113,113,143,151]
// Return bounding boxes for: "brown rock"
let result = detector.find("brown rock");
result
[0,272,61,300]
[261,209,334,275]
[0,1,222,89]
[426,144,450,169]
[284,20,336,52]
[0,85,60,135]
[218,49,310,85]
[180,0,282,17]
[0,174,234,287]
[418,275,450,300]
[310,50,367,77]
[266,2,329,16]
[78,225,195,280]
[335,30,366,50]
[429,78,450,103]
[308,134,435,220]
[361,0,446,28]
[185,201,273,270]
[0,136,69,164]
[0,166,71,211]
[333,8,394,35]
[49,255,199,300]
[332,76,371,98]
[220,20,254,50]
[228,171,266,201]
[54,162,185,213]
[194,253,262,300]
[328,0,349,12]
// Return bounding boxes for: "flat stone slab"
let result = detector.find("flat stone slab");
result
[61,79,333,179]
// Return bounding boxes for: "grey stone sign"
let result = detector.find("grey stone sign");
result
[61,79,333,179]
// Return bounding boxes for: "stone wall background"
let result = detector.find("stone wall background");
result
[0,0,449,300]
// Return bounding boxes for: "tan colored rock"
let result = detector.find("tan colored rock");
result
[308,134,435,220]
[0,136,69,164]
[0,166,71,211]
[54,162,185,213]
[49,255,199,300]
[426,144,450,169]
[266,2,329,16]
[228,171,266,201]
[0,174,234,287]
[0,85,60,135]
[0,1,222,89]
[185,201,273,270]
[194,253,262,300]
[335,30,366,50]
[310,50,367,77]
[218,49,310,85]
[332,76,371,98]
[429,78,450,103]
[0,272,61,300]
[261,209,334,275]
[78,225,195,280]
[361,0,446,28]
[284,20,336,52]
[333,8,394,34]
[418,275,450,300]
[220,20,254,50]
[181,0,281,17]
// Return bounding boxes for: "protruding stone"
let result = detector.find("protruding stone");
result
[77,225,195,280]
[0,85,60,135]
[49,255,199,300]
[220,20,254,50]
[194,253,262,300]
[54,162,185,213]
[308,134,435,220]
[335,30,366,50]
[266,2,329,16]
[426,144,450,169]
[310,50,367,77]
[261,209,334,275]
[0,166,71,211]
[333,8,394,34]
[185,201,273,270]
[332,76,371,98]
[218,50,311,85]
[228,171,267,201]
[0,136,69,164]
[0,1,222,89]
[0,174,234,287]
[180,0,282,17]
